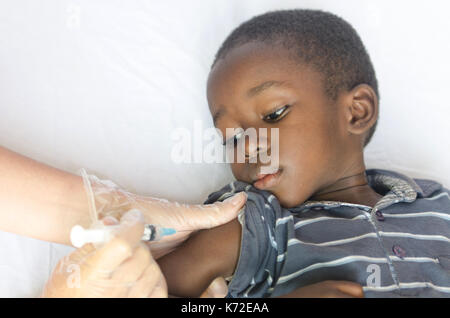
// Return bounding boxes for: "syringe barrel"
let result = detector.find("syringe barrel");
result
[70,223,176,247]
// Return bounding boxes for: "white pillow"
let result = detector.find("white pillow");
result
[0,0,448,297]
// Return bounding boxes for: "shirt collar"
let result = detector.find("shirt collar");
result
[295,168,423,212]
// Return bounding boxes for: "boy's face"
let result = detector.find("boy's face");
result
[207,42,358,208]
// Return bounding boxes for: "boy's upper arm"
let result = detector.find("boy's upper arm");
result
[157,218,242,297]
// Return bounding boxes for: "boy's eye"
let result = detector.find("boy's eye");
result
[263,105,290,122]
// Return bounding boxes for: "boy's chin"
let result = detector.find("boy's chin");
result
[278,197,299,209]
[276,188,312,209]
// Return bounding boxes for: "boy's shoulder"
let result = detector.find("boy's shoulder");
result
[365,168,446,198]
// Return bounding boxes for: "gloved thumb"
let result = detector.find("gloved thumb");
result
[84,209,146,274]
[179,192,247,230]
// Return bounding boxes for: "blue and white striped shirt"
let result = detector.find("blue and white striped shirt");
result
[204,169,450,297]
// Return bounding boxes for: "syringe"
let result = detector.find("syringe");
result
[70,220,177,248]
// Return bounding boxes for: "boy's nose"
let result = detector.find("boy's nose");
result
[245,133,269,162]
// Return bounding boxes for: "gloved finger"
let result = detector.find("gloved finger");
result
[127,254,167,298]
[110,243,151,283]
[84,209,145,274]
[329,280,364,298]
[41,243,96,298]
[61,243,96,272]
[200,277,228,298]
[101,216,119,226]
[147,273,168,298]
[178,192,247,230]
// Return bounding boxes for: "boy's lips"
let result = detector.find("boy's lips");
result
[253,168,283,190]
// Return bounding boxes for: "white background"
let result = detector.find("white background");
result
[0,0,449,297]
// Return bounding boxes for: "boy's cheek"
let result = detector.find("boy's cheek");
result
[230,163,250,183]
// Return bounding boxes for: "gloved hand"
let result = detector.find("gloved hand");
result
[42,209,167,298]
[80,169,247,258]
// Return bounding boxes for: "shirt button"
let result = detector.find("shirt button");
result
[375,210,384,221]
[392,245,406,259]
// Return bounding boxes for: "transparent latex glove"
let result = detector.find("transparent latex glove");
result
[80,169,247,258]
[42,209,167,298]
[200,277,229,298]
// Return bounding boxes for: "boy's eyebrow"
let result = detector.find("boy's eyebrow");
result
[213,80,285,125]
[246,80,286,98]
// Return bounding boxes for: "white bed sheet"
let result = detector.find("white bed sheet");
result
[0,0,449,297]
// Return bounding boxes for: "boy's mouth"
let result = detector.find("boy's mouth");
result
[253,168,283,190]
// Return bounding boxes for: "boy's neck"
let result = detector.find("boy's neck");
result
[309,171,383,208]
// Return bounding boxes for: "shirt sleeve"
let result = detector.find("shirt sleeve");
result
[204,181,292,297]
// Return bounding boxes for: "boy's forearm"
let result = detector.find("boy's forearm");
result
[0,146,91,245]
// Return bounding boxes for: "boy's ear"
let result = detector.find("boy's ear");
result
[344,84,378,138]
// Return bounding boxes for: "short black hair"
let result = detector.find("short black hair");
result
[212,9,379,147]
